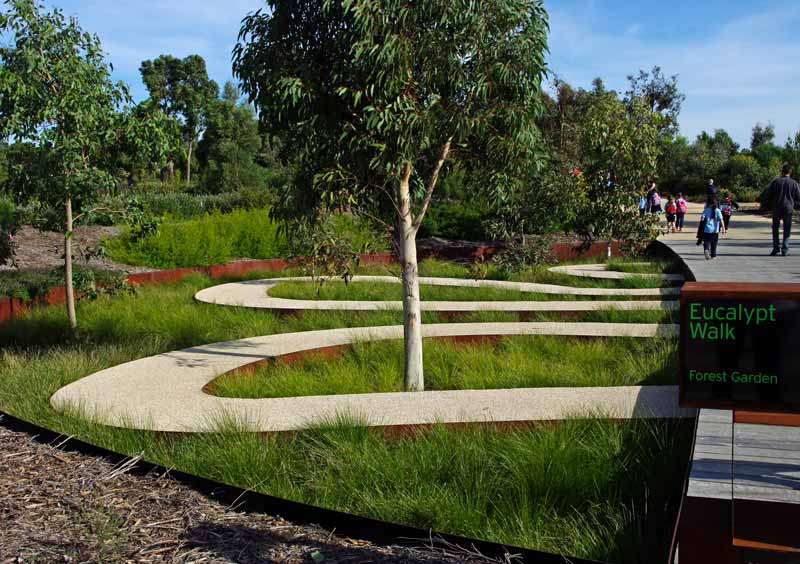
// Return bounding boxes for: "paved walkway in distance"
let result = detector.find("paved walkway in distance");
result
[659,204,800,516]
[659,202,800,282]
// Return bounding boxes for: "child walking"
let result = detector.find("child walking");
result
[719,191,739,230]
[675,193,688,232]
[700,197,727,259]
[665,196,678,233]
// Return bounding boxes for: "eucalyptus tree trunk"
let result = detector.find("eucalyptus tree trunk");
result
[397,164,424,392]
[186,139,194,184]
[64,196,77,330]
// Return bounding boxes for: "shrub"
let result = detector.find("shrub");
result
[0,269,57,300]
[0,197,19,267]
[418,199,489,240]
[105,208,286,268]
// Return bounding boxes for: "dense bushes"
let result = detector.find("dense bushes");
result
[106,208,287,268]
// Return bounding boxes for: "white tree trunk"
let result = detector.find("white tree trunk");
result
[397,165,424,392]
[65,196,77,330]
[186,139,194,185]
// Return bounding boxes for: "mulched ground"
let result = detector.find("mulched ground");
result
[1,225,153,273]
[0,423,505,564]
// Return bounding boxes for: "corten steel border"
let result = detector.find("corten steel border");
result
[679,282,800,414]
[0,409,606,564]
[0,240,629,325]
[733,499,800,553]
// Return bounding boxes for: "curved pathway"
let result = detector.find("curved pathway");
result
[548,263,685,282]
[51,321,686,432]
[195,276,678,313]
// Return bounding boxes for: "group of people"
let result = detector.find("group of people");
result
[637,166,800,261]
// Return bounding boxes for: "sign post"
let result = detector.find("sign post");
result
[680,282,800,413]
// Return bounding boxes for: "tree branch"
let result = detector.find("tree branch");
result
[412,137,452,230]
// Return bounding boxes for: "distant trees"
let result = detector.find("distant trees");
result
[197,82,265,193]
[140,54,219,184]
[625,66,685,137]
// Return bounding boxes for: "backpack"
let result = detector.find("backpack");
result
[677,199,687,214]
[652,193,661,206]
[666,202,677,214]
[720,201,733,216]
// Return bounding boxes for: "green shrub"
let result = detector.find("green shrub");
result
[418,199,489,240]
[105,208,286,268]
[0,269,57,300]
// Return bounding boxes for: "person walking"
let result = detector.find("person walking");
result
[719,191,739,230]
[650,188,662,215]
[700,196,726,260]
[767,164,800,256]
[665,195,678,233]
[675,192,688,232]
[707,178,718,200]
[645,181,657,213]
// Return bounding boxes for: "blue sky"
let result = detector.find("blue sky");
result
[27,0,800,147]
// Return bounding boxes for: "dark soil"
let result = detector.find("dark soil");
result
[2,225,153,273]
[0,422,505,564]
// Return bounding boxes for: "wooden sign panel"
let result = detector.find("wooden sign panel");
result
[680,282,800,413]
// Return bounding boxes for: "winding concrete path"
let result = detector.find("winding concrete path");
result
[195,276,678,313]
[51,322,686,432]
[548,263,685,282]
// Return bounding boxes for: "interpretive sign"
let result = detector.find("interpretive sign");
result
[680,282,800,412]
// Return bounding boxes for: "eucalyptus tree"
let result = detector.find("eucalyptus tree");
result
[574,92,662,254]
[0,0,172,329]
[234,0,549,391]
[140,54,219,184]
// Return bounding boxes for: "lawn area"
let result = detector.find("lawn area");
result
[208,334,677,399]
[0,261,687,563]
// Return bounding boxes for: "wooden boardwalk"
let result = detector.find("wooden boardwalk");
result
[661,205,800,559]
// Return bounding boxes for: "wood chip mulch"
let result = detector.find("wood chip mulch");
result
[0,424,507,564]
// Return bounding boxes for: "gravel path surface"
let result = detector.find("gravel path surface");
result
[0,421,499,564]
[1,225,154,273]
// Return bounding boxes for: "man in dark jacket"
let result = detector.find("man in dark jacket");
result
[707,178,718,200]
[768,164,800,256]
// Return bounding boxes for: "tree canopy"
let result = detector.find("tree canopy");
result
[140,54,219,183]
[234,0,550,390]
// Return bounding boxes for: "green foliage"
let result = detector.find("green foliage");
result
[418,200,489,241]
[233,0,549,229]
[0,0,172,327]
[0,269,57,300]
[197,82,267,193]
[490,236,556,277]
[286,219,362,289]
[0,196,19,266]
[718,154,774,198]
[105,208,286,268]
[625,66,685,137]
[751,122,776,149]
[571,94,661,251]
[140,54,219,183]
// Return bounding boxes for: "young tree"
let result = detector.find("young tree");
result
[0,0,172,329]
[234,0,549,391]
[140,54,219,184]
